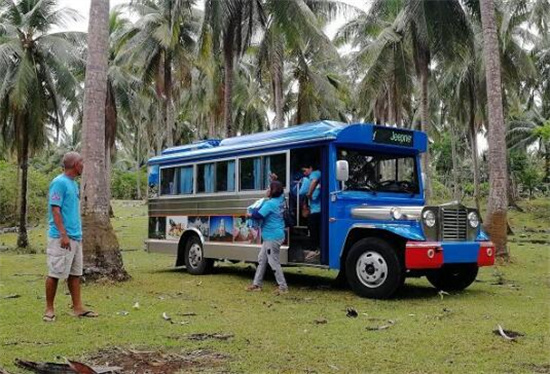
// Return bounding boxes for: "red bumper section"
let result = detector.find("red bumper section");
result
[405,241,495,270]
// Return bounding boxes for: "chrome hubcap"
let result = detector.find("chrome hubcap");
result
[356,251,388,288]
[188,244,203,268]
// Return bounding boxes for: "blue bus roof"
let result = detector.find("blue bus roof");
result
[148,121,427,165]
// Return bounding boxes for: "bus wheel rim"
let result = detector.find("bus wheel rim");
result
[189,243,202,268]
[356,251,388,288]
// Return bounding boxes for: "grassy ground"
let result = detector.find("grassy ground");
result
[0,200,549,373]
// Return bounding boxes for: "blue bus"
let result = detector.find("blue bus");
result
[146,121,494,299]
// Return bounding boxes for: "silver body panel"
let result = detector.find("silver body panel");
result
[145,239,289,264]
[351,206,423,221]
[149,193,266,216]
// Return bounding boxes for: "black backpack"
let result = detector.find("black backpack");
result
[283,198,295,228]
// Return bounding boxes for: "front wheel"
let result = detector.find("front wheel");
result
[345,238,404,299]
[184,236,214,275]
[426,264,478,291]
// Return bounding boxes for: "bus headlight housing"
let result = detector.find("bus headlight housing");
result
[423,210,437,228]
[390,207,403,220]
[468,211,480,228]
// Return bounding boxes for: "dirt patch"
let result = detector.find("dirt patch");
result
[86,347,229,373]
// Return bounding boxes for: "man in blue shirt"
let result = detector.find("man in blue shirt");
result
[44,152,97,322]
[299,164,321,262]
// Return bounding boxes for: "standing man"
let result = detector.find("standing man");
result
[44,152,97,322]
[300,163,322,262]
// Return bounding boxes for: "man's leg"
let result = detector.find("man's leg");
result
[45,276,59,317]
[67,275,84,314]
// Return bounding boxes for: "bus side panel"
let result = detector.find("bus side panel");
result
[327,144,346,270]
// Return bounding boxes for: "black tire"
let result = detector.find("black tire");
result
[184,236,214,275]
[426,264,478,291]
[345,238,404,299]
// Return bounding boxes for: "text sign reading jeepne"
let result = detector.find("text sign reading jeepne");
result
[373,127,414,147]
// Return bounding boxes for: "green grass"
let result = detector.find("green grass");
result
[0,200,549,373]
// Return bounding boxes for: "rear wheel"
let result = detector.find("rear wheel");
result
[345,238,404,299]
[426,264,478,291]
[184,236,214,275]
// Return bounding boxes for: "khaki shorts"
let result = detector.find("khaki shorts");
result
[46,238,83,279]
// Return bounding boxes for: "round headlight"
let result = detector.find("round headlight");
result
[468,211,480,228]
[390,207,403,220]
[423,210,436,227]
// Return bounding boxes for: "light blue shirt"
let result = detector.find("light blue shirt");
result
[299,170,321,214]
[258,195,285,241]
[48,174,82,241]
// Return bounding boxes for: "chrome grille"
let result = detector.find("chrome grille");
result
[441,207,468,240]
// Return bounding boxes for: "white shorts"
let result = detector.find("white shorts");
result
[46,238,83,279]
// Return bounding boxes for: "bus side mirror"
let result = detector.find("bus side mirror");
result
[336,160,349,182]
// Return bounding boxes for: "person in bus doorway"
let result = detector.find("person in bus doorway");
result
[300,163,321,262]
[246,181,289,295]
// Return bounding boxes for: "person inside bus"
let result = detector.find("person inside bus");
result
[245,181,289,295]
[299,163,321,262]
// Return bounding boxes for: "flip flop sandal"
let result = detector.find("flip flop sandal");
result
[43,314,56,322]
[76,311,98,318]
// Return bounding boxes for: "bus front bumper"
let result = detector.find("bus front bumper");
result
[405,241,495,270]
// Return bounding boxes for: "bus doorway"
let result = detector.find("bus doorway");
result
[288,147,326,265]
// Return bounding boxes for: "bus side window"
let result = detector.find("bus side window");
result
[263,154,287,188]
[240,157,262,190]
[217,160,235,192]
[161,167,178,195]
[179,166,194,194]
[197,163,215,193]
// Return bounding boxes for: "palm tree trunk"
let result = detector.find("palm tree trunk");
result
[271,39,284,129]
[450,123,460,201]
[136,121,142,200]
[164,51,174,147]
[480,0,509,260]
[419,58,432,201]
[545,148,550,182]
[17,117,29,249]
[81,0,129,281]
[468,87,481,212]
[223,33,235,137]
[105,83,116,218]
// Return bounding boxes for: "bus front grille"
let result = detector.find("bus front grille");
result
[442,207,468,240]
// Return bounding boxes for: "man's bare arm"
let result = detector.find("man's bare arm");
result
[52,206,70,249]
[307,179,319,199]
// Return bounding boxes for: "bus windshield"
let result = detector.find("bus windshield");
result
[338,148,419,194]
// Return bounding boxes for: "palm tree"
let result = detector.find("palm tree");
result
[479,0,509,260]
[0,0,82,248]
[81,0,129,281]
[257,0,351,129]
[507,108,550,182]
[123,0,197,148]
[201,0,265,137]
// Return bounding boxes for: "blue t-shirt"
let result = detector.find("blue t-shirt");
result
[258,195,285,241]
[299,170,321,213]
[48,174,82,241]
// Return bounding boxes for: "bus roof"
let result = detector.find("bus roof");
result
[148,121,427,165]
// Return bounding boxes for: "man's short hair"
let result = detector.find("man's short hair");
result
[62,152,82,170]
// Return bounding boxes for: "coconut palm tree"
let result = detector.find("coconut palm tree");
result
[479,0,509,260]
[0,0,83,248]
[122,0,197,148]
[201,0,265,137]
[81,0,129,281]
[507,108,550,182]
[257,0,351,129]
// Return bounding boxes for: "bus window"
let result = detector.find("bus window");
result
[263,153,287,188]
[160,167,178,195]
[240,157,262,190]
[178,165,194,194]
[216,160,235,192]
[197,163,215,193]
